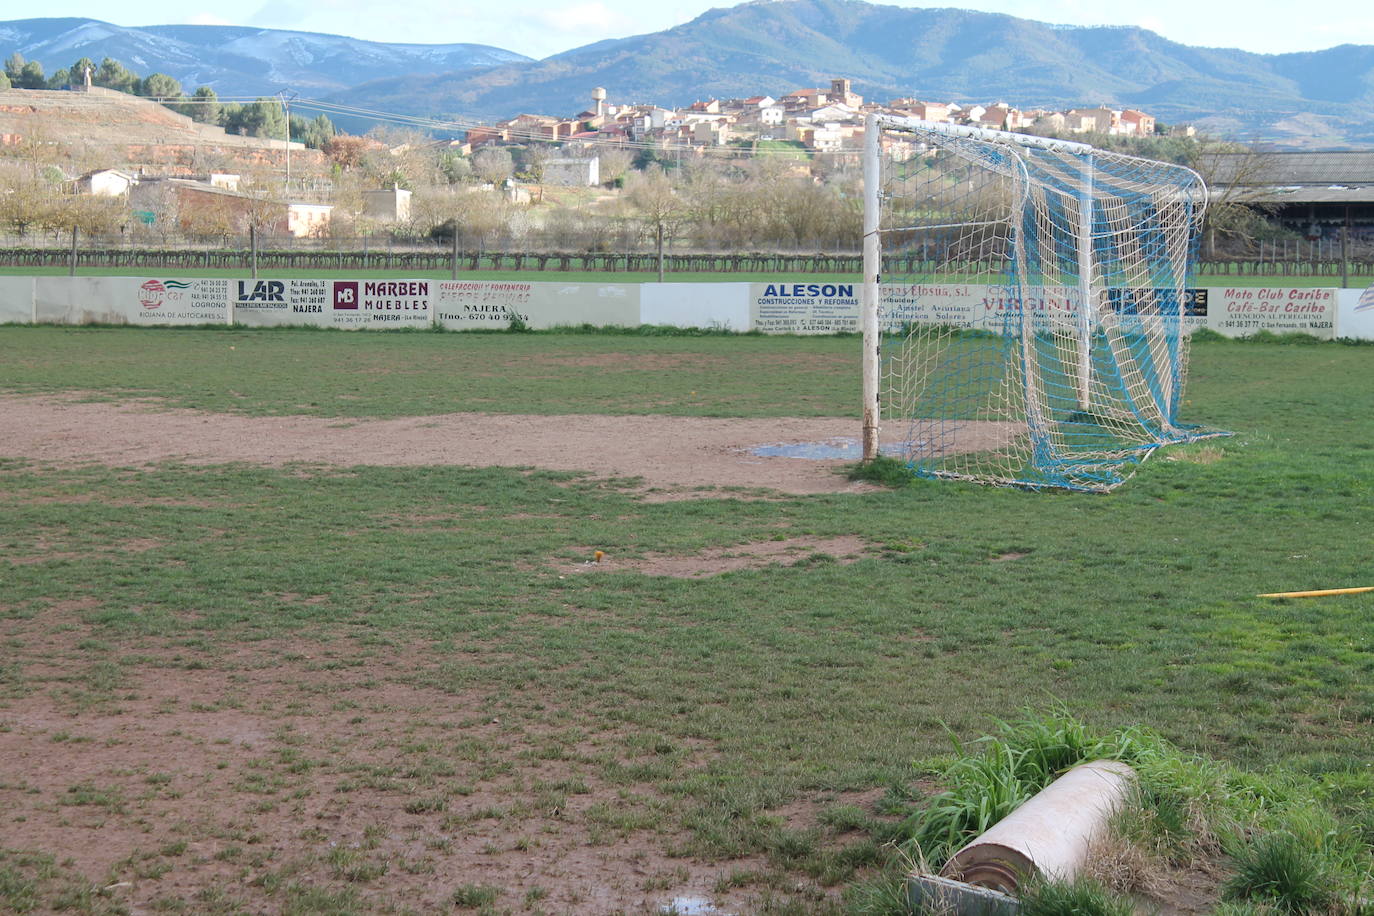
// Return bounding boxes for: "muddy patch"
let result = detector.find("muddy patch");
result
[0,395,1014,498]
[561,535,869,578]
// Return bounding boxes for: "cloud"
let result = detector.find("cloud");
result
[539,1,634,35]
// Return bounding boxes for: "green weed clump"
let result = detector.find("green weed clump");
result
[451,883,501,908]
[1018,877,1135,916]
[848,456,919,488]
[1224,830,1335,913]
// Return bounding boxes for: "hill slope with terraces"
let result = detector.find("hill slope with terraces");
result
[0,86,325,175]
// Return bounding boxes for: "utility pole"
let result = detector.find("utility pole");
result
[277,90,298,188]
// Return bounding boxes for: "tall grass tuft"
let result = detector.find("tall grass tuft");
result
[1018,878,1136,916]
[847,456,920,488]
[1223,830,1335,914]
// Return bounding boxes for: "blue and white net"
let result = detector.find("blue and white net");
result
[876,122,1227,491]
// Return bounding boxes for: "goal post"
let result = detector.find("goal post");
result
[861,113,884,462]
[861,113,1226,491]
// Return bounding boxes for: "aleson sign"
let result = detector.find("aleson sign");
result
[751,282,859,334]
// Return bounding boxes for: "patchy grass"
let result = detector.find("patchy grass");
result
[0,849,128,915]
[0,326,858,418]
[0,331,1371,912]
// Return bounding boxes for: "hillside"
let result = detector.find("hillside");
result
[0,86,326,175]
[338,0,1374,146]
[0,17,531,97]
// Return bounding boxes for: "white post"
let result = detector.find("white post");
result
[284,97,291,187]
[861,113,882,461]
[1076,156,1095,411]
[277,90,296,188]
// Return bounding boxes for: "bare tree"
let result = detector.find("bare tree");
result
[625,165,689,280]
[0,161,63,236]
[596,146,634,186]
[472,147,515,186]
[519,145,552,183]
[414,187,511,250]
[1188,140,1281,258]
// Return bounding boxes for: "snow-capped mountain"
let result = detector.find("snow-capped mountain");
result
[0,17,531,96]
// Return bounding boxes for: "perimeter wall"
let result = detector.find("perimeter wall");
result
[0,278,1369,340]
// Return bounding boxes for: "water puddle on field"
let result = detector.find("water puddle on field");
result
[750,437,917,460]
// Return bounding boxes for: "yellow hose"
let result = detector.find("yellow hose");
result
[1258,586,1374,598]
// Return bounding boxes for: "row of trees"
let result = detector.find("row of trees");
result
[3,53,337,149]
[0,160,126,235]
[5,53,185,99]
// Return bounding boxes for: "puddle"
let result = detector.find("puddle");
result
[750,437,918,460]
[663,897,733,916]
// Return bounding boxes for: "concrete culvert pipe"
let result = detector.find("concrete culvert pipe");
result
[939,759,1137,895]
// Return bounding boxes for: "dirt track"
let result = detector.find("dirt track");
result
[0,396,926,495]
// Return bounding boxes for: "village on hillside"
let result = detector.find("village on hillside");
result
[3,75,1368,256]
[468,78,1169,160]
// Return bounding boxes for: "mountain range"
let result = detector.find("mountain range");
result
[0,17,530,96]
[4,1,1374,147]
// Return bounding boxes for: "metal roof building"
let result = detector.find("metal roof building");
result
[1206,151,1374,231]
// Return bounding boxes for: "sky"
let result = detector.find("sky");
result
[22,0,1374,60]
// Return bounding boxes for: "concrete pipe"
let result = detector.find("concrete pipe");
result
[939,759,1136,895]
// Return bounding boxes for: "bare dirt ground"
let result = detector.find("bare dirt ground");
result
[0,397,1016,914]
[0,395,1009,499]
[4,621,870,915]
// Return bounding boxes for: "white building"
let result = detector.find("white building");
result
[363,186,412,222]
[73,168,138,196]
[543,157,601,186]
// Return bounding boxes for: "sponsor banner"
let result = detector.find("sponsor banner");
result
[35,277,230,325]
[756,282,1207,335]
[233,279,333,327]
[880,283,980,329]
[1202,287,1336,339]
[433,281,639,330]
[1106,287,1210,335]
[1338,286,1374,340]
[235,278,432,329]
[959,284,1085,333]
[750,281,862,334]
[331,279,431,329]
[0,277,34,323]
[130,278,231,325]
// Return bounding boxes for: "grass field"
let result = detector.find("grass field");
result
[0,264,1369,288]
[1,326,1371,914]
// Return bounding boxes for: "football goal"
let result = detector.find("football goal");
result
[860,114,1226,492]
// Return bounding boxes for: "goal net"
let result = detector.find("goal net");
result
[862,115,1226,492]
